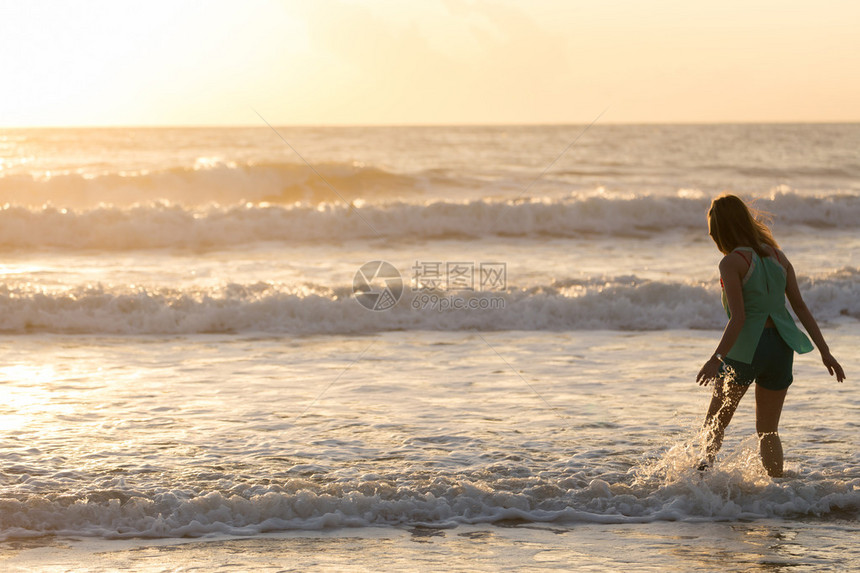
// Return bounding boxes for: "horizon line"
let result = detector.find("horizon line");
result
[2,119,859,130]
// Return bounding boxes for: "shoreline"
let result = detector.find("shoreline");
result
[2,519,858,572]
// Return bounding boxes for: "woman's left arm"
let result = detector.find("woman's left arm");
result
[781,250,846,382]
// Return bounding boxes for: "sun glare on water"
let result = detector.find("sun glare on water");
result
[0,365,71,431]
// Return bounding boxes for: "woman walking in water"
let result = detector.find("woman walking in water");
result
[696,194,845,477]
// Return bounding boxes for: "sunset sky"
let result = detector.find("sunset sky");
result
[2,0,858,126]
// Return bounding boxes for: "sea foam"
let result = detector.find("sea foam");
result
[0,191,858,250]
[0,270,856,334]
[1,469,856,541]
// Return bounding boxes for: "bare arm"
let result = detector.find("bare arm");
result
[697,255,747,386]
[781,250,846,382]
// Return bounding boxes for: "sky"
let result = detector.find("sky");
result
[1,0,858,126]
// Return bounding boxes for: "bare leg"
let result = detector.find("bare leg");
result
[755,385,788,477]
[702,380,749,464]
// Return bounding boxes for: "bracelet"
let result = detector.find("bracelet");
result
[712,353,725,363]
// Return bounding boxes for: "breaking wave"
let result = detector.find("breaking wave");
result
[1,453,856,540]
[0,161,437,208]
[1,269,857,334]
[0,191,858,250]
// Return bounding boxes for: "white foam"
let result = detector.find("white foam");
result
[0,191,858,250]
[1,468,856,541]
[0,271,856,334]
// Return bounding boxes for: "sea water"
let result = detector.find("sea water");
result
[0,124,858,570]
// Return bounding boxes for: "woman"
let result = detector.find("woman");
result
[696,194,845,477]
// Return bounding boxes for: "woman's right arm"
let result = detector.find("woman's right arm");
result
[781,250,846,382]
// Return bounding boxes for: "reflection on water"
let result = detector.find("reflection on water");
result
[2,521,858,572]
[0,329,856,546]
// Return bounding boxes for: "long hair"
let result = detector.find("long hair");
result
[707,194,779,258]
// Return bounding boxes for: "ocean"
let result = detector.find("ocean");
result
[0,124,858,571]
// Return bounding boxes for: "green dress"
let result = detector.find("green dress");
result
[721,247,814,363]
